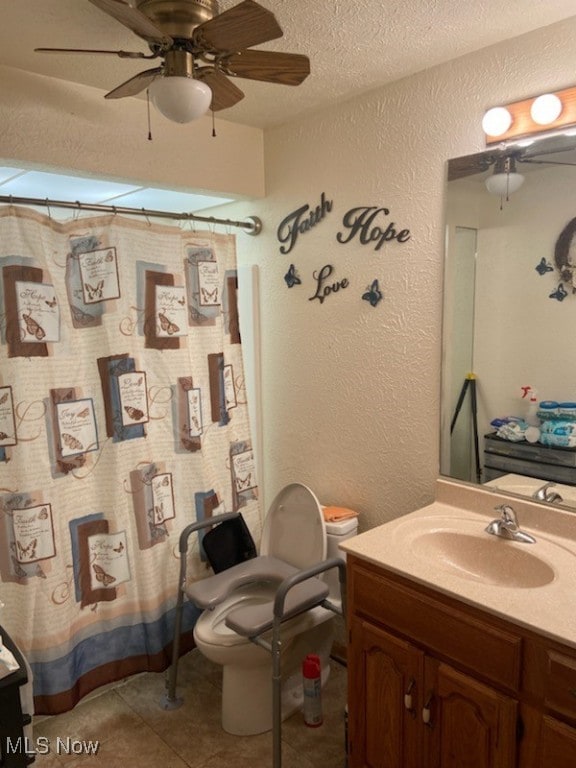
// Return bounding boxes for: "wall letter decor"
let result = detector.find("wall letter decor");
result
[337,206,411,250]
[277,192,333,254]
[309,264,349,305]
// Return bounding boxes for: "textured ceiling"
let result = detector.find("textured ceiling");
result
[2,1,576,129]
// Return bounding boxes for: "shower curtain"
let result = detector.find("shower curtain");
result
[0,205,261,715]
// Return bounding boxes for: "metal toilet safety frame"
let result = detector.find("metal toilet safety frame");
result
[161,512,347,768]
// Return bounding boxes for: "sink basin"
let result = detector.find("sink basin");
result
[410,529,556,588]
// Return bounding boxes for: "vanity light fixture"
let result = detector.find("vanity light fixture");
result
[481,107,512,137]
[530,93,563,125]
[482,85,576,145]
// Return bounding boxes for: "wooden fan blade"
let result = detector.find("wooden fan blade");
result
[104,67,162,99]
[35,47,151,59]
[197,70,244,112]
[447,151,501,181]
[193,0,282,53]
[222,50,310,85]
[89,0,172,45]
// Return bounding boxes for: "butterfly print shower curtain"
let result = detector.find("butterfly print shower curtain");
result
[0,206,261,714]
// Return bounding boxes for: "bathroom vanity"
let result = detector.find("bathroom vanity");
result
[342,480,576,768]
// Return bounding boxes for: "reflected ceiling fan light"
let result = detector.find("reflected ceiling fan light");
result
[485,157,525,197]
[530,93,563,125]
[149,76,212,123]
[481,107,512,137]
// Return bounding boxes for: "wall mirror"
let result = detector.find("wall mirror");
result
[441,132,576,511]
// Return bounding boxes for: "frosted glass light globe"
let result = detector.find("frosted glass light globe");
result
[481,107,512,137]
[485,171,525,196]
[149,76,212,123]
[530,93,562,125]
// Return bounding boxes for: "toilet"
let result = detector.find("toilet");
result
[188,483,358,736]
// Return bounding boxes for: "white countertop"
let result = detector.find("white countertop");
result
[341,478,576,649]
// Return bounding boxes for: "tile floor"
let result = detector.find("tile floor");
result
[32,651,348,768]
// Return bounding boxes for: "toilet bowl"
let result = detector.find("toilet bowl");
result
[190,483,357,736]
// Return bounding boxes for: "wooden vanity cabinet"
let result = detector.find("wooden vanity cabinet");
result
[347,555,576,768]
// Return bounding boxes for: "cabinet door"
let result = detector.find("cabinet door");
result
[537,716,576,768]
[349,618,424,768]
[425,661,517,768]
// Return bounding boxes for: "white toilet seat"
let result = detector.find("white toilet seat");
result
[194,583,278,648]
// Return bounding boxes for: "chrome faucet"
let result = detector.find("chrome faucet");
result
[485,504,536,544]
[532,482,563,504]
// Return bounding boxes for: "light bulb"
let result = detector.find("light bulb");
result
[530,93,562,125]
[482,107,512,137]
[149,76,212,123]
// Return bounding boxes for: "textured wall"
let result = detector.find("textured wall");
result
[0,65,265,199]
[4,16,576,532]
[226,16,576,530]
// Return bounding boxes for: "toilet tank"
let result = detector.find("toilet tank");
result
[324,517,358,602]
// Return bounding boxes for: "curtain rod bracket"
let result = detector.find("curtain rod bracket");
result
[245,216,262,236]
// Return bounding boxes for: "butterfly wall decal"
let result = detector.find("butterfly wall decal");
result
[76,406,90,419]
[0,432,9,440]
[550,283,569,302]
[535,258,554,276]
[0,392,9,405]
[113,541,124,553]
[45,296,57,308]
[158,311,180,335]
[362,279,383,307]
[92,563,116,587]
[284,264,302,288]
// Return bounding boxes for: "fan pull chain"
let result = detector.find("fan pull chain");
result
[212,109,216,138]
[146,89,153,141]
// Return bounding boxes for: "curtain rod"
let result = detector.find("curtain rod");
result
[0,194,262,236]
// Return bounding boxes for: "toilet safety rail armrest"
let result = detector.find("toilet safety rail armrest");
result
[273,556,347,624]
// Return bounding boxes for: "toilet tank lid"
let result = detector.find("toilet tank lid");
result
[325,518,358,536]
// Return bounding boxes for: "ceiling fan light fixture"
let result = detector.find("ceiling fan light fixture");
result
[485,157,525,197]
[149,75,212,123]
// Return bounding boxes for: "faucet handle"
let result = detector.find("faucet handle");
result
[494,504,518,529]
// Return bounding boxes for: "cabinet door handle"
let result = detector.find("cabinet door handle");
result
[404,678,415,713]
[422,692,434,727]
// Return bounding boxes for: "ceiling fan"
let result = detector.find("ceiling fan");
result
[448,133,576,183]
[36,0,311,123]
